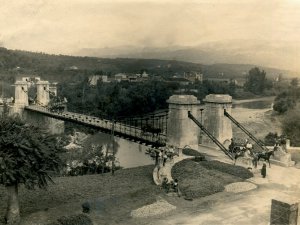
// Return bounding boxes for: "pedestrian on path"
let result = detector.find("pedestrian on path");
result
[163,151,168,166]
[173,179,181,197]
[155,150,160,166]
[261,163,267,178]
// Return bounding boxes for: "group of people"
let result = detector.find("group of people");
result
[153,146,178,166]
[231,138,269,178]
[161,177,181,197]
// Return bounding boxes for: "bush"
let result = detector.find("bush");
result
[264,132,279,146]
[182,148,204,157]
[282,110,300,146]
[47,214,93,225]
[264,132,286,146]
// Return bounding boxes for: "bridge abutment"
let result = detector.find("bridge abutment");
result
[202,94,233,148]
[166,95,201,149]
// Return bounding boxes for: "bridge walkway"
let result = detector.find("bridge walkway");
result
[24,105,166,147]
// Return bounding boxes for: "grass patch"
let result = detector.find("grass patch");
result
[200,161,253,179]
[171,159,253,199]
[0,165,160,224]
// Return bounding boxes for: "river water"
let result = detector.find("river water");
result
[81,97,274,169]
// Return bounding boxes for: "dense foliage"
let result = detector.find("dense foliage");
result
[244,67,271,94]
[61,143,120,176]
[58,78,243,119]
[264,132,286,146]
[273,88,300,114]
[281,109,300,146]
[0,116,63,188]
[59,79,176,118]
[271,82,300,146]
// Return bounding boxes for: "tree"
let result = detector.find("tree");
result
[282,109,300,146]
[0,115,63,224]
[244,67,267,94]
[290,78,299,87]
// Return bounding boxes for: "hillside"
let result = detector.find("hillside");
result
[0,47,294,84]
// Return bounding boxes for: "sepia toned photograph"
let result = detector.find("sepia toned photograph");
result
[0,0,300,224]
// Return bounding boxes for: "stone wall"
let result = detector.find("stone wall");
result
[270,199,298,225]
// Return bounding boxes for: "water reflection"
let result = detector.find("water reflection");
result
[82,132,153,168]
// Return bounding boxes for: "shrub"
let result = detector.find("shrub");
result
[264,132,279,146]
[182,148,204,157]
[282,110,300,146]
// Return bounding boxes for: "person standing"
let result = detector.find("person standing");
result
[261,163,267,178]
[155,149,159,166]
[163,151,168,166]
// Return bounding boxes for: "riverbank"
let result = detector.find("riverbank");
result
[232,107,282,141]
[232,96,275,105]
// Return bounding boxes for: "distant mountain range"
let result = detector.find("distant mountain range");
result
[74,39,300,78]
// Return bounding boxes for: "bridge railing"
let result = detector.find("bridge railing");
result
[25,105,166,146]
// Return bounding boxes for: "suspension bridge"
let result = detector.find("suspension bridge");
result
[25,105,168,147]
[12,79,273,161]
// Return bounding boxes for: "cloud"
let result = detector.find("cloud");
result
[0,0,299,57]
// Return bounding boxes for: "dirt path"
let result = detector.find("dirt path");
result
[133,165,300,225]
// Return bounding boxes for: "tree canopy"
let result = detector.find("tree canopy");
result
[0,115,63,189]
[244,67,267,94]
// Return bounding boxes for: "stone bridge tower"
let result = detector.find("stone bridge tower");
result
[10,80,29,116]
[36,80,50,106]
[202,94,233,148]
[10,78,64,134]
[166,94,233,151]
[14,80,29,107]
[167,95,201,149]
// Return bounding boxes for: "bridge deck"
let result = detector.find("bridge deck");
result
[25,105,166,147]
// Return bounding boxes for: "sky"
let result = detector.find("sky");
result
[1,0,300,70]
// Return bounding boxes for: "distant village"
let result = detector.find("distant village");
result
[87,71,248,86]
[87,70,293,88]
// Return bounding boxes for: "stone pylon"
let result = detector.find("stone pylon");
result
[36,80,50,106]
[202,94,233,148]
[14,80,29,106]
[167,95,201,149]
[10,80,29,116]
